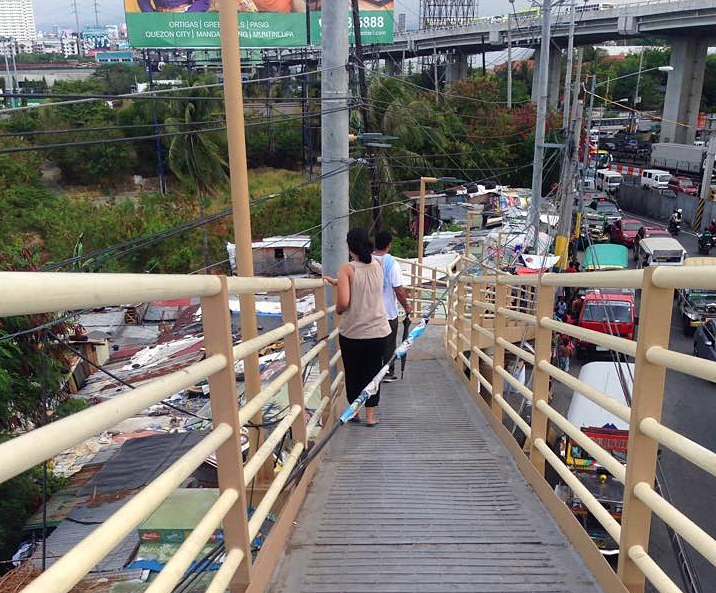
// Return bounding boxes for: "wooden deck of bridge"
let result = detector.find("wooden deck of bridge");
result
[267,327,605,593]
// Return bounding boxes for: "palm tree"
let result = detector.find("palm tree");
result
[164,77,228,272]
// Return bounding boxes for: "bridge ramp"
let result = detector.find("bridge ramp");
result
[268,328,604,593]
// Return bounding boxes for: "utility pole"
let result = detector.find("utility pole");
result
[145,51,166,194]
[507,11,512,109]
[93,0,100,26]
[351,0,381,230]
[556,99,584,268]
[697,135,716,229]
[72,0,83,58]
[631,48,644,134]
[2,40,12,108]
[529,0,552,245]
[580,74,596,202]
[321,0,350,281]
[562,0,576,126]
[433,44,439,103]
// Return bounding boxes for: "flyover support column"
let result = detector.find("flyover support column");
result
[547,47,562,109]
[445,53,468,86]
[531,48,560,107]
[531,49,540,103]
[385,55,402,75]
[661,37,708,145]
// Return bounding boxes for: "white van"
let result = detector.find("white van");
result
[641,169,671,190]
[637,237,687,268]
[595,169,623,193]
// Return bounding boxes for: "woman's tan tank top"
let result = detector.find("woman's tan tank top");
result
[339,258,391,340]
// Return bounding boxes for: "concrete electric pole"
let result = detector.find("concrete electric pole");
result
[321,0,350,281]
[697,135,716,229]
[528,0,552,246]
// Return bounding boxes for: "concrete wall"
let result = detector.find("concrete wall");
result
[616,181,716,230]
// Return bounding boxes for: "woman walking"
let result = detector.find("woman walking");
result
[326,228,390,426]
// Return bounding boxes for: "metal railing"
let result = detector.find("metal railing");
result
[0,271,344,593]
[445,261,716,593]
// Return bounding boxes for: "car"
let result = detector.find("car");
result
[656,188,678,200]
[587,197,623,225]
[694,318,716,361]
[609,218,642,247]
[633,225,670,260]
[574,207,609,250]
[668,176,699,197]
[679,289,716,335]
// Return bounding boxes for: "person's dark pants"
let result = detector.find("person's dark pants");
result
[383,317,399,374]
[339,334,386,408]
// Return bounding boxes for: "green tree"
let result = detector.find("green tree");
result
[164,77,228,271]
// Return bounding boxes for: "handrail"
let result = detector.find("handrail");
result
[244,405,302,483]
[540,317,637,358]
[0,355,227,484]
[0,267,347,593]
[646,346,716,383]
[233,324,295,361]
[23,424,234,593]
[634,482,716,566]
[443,259,716,593]
[0,272,222,317]
[248,442,304,539]
[534,439,622,543]
[239,365,299,426]
[639,417,716,479]
[145,488,239,593]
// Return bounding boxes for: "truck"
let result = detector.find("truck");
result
[558,361,632,556]
[574,287,636,359]
[650,142,706,175]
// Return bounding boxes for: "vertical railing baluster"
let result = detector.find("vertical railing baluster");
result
[411,262,418,315]
[280,282,308,448]
[617,267,673,593]
[529,279,555,477]
[491,281,509,421]
[431,267,438,318]
[469,278,483,392]
[455,279,467,365]
[313,284,335,428]
[200,277,253,591]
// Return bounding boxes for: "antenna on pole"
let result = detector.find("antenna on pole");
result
[93,0,100,26]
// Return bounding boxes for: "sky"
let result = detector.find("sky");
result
[34,0,535,31]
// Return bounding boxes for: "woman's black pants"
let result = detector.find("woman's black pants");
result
[339,334,386,408]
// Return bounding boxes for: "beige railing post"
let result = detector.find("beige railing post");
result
[313,285,334,427]
[491,282,509,421]
[280,282,308,448]
[617,267,673,593]
[455,279,467,365]
[529,280,555,476]
[411,262,418,315]
[200,277,253,590]
[431,267,438,315]
[469,279,483,392]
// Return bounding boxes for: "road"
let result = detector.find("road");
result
[556,211,716,592]
[629,214,716,593]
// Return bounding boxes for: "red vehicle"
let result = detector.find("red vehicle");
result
[667,176,699,197]
[575,289,636,359]
[609,218,642,247]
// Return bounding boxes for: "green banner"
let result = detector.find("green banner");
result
[126,9,393,48]
[310,10,393,45]
[126,12,307,48]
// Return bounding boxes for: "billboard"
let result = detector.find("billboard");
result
[82,27,112,56]
[123,0,393,48]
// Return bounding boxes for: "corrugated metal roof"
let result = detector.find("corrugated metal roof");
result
[31,499,139,572]
[251,235,311,249]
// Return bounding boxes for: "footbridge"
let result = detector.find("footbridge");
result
[1,258,715,593]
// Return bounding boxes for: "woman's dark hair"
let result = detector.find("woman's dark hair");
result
[346,228,373,264]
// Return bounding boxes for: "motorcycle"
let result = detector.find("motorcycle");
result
[698,231,714,255]
[668,219,681,236]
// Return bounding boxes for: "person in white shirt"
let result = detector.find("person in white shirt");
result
[373,230,412,382]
